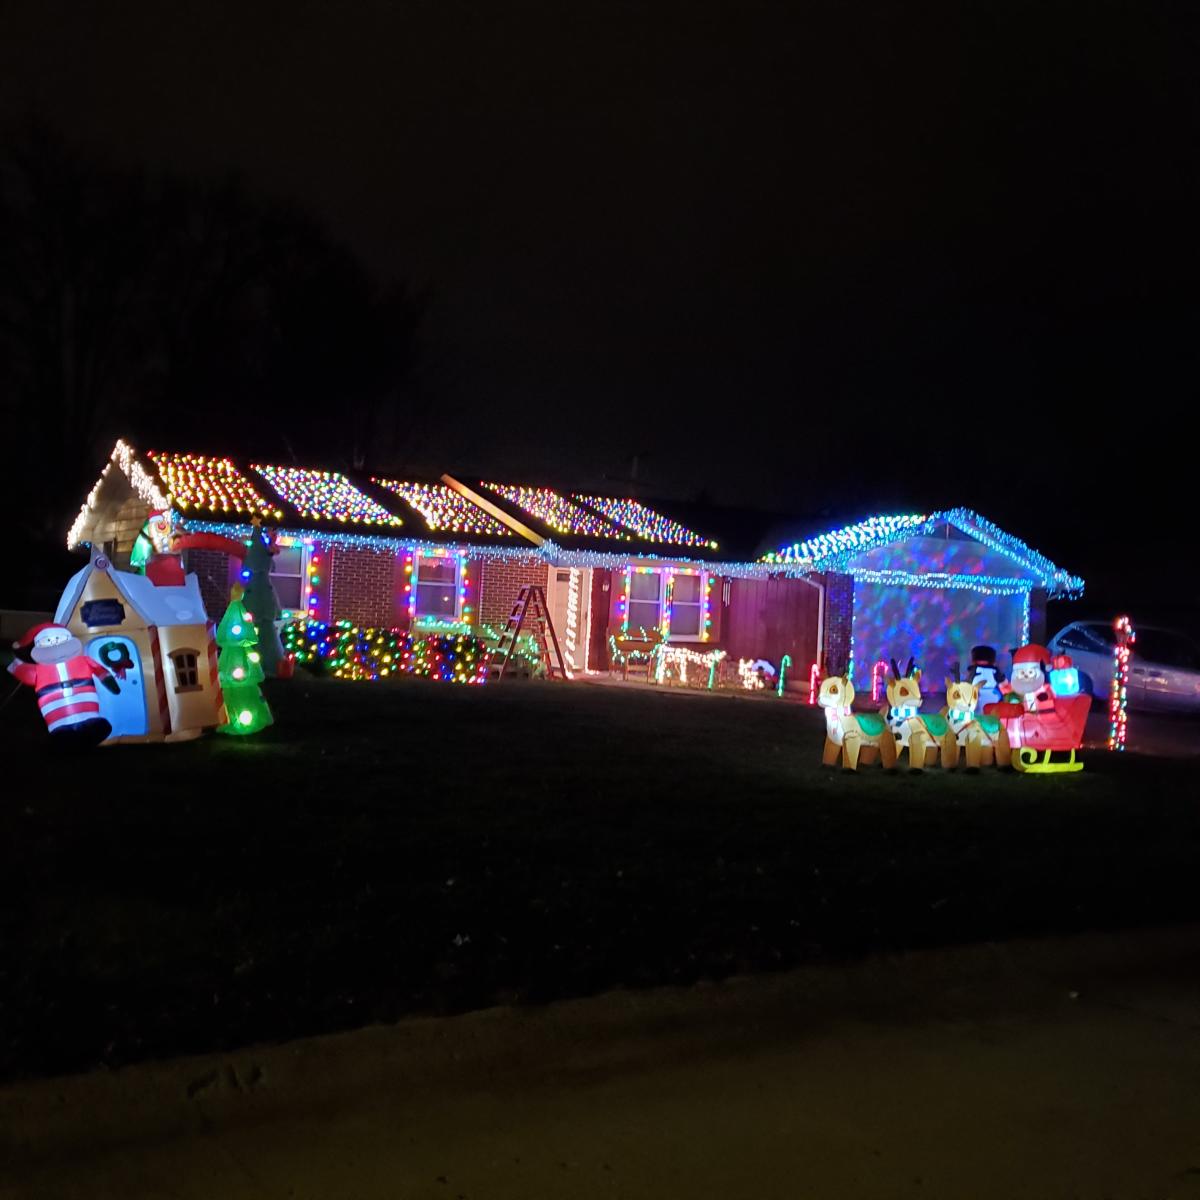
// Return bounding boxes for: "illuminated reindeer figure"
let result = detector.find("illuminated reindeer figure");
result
[880,657,952,771]
[818,669,897,771]
[941,666,1011,770]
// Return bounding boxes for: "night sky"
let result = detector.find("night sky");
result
[2,0,1197,615]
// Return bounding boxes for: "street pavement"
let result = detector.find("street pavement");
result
[4,926,1200,1200]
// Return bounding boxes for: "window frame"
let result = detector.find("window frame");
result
[171,648,202,693]
[412,551,462,620]
[269,540,309,617]
[622,566,709,643]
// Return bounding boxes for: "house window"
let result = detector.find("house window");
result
[669,573,703,638]
[271,543,307,614]
[627,570,662,633]
[414,554,460,618]
[172,649,202,693]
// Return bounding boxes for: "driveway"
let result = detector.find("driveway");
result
[4,926,1200,1200]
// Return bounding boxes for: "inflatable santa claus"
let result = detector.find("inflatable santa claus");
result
[1002,643,1057,713]
[7,623,120,746]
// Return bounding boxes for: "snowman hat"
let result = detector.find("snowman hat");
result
[1012,644,1050,669]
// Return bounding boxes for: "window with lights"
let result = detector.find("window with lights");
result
[413,554,460,618]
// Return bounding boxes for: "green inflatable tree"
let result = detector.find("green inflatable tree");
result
[216,585,273,736]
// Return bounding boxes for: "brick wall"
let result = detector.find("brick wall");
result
[477,558,548,630]
[188,550,234,621]
[823,571,853,677]
[329,545,398,627]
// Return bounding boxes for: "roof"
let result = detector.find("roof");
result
[764,508,1085,599]
[69,440,727,559]
[66,443,1085,595]
[56,555,210,627]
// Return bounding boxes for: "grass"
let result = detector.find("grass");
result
[1,673,1198,1083]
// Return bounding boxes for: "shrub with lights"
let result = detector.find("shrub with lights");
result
[283,619,490,684]
[216,586,273,735]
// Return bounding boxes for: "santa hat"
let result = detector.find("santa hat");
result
[13,622,72,651]
[1012,644,1050,669]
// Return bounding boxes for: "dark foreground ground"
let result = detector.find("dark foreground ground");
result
[1,675,1198,1083]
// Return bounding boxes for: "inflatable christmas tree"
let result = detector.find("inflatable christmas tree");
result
[216,585,273,736]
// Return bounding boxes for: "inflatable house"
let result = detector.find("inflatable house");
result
[54,550,225,743]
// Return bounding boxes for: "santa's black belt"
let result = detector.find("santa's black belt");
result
[36,678,94,696]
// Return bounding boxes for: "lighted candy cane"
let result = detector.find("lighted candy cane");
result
[777,654,792,698]
[1107,615,1135,751]
[871,659,889,703]
[808,660,820,705]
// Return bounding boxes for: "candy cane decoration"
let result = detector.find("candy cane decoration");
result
[777,654,792,698]
[808,660,820,705]
[1107,615,1135,751]
[871,659,889,703]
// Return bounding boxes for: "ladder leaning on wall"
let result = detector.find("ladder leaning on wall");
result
[490,585,570,682]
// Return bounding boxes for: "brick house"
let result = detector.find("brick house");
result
[67,442,1083,687]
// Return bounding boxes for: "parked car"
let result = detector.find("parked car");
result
[1046,621,1200,714]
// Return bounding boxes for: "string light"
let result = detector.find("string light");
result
[482,483,625,539]
[374,479,512,537]
[777,654,792,698]
[149,451,282,518]
[1108,615,1135,751]
[653,644,726,687]
[69,440,171,548]
[572,495,716,548]
[252,465,402,526]
[763,508,1084,599]
[284,620,489,684]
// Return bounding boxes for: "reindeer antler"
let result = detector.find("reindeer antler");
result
[890,657,901,681]
[905,656,915,678]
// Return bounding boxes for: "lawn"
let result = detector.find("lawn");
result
[2,674,1198,1083]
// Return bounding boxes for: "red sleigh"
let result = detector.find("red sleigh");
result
[982,693,1092,774]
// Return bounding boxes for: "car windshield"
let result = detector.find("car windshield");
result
[1056,624,1113,652]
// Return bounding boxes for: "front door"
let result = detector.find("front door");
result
[547,568,591,672]
[87,636,148,738]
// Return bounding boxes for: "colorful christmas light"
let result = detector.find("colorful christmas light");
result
[482,483,624,539]
[871,659,889,703]
[283,619,489,684]
[374,479,512,537]
[572,495,716,548]
[251,465,402,526]
[1107,615,1135,751]
[149,451,282,518]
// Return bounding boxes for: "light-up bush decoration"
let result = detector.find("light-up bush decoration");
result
[284,620,489,685]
